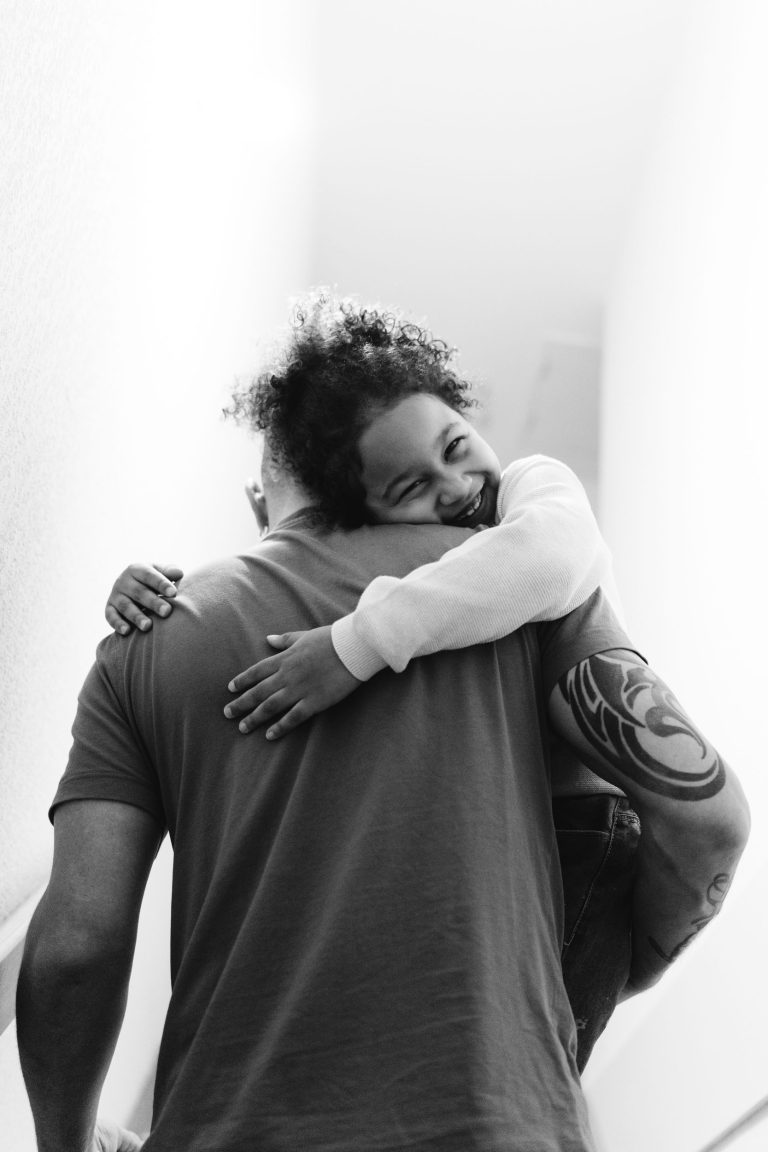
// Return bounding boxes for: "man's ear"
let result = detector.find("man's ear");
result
[245,477,269,535]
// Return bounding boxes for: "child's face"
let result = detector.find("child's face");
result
[359,393,501,528]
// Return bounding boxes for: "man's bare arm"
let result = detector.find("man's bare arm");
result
[17,800,162,1152]
[548,649,750,995]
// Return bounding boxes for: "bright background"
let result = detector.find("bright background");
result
[1,3,766,1150]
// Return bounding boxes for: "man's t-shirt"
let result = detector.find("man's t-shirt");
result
[53,514,633,1152]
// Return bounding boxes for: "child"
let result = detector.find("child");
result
[107,294,621,745]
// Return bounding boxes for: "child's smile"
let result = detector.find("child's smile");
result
[359,393,501,527]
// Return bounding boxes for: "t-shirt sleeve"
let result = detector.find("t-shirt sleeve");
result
[49,639,165,828]
[332,454,613,680]
[537,588,646,702]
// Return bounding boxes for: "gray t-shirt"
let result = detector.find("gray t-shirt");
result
[53,514,632,1151]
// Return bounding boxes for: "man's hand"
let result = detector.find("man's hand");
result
[224,625,361,740]
[93,1117,145,1151]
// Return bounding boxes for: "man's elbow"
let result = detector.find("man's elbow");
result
[671,775,751,866]
[639,768,751,874]
[716,782,751,857]
[21,900,136,992]
[708,763,751,850]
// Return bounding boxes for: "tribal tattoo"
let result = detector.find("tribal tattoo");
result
[558,652,726,801]
[649,872,732,963]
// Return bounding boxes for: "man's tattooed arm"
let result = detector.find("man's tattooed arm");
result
[648,872,732,964]
[558,650,727,800]
[548,649,750,994]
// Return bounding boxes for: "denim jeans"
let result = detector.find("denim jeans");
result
[554,794,641,1072]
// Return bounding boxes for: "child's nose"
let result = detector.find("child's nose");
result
[437,475,471,506]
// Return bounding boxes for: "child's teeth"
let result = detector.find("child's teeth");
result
[462,491,481,518]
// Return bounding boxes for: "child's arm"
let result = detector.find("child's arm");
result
[224,455,613,739]
[105,563,184,635]
[333,454,614,679]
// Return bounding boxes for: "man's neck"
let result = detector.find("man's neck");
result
[260,442,318,531]
[264,486,317,530]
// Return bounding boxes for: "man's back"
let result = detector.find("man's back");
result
[55,513,607,1151]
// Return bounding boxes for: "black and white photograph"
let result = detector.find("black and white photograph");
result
[1,3,766,1150]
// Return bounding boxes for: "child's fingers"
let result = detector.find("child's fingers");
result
[227,655,281,694]
[154,563,184,588]
[265,702,311,741]
[125,562,179,598]
[107,592,157,633]
[106,605,133,636]
[119,575,175,618]
[266,631,305,650]
[105,561,181,636]
[234,688,296,735]
[223,673,280,720]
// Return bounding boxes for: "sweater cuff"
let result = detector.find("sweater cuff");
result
[331,615,389,682]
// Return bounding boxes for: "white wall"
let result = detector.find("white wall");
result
[0,2,315,1145]
[586,2,768,1148]
[311,0,692,466]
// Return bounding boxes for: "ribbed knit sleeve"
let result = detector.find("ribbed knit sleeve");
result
[331,455,614,680]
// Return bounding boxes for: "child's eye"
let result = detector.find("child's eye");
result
[445,436,465,459]
[398,478,426,502]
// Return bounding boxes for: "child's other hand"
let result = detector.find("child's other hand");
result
[224,625,361,740]
[245,476,269,537]
[92,1117,145,1150]
[105,563,184,636]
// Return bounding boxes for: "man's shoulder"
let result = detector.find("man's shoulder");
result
[269,519,475,579]
[176,552,255,598]
[95,553,260,673]
[89,554,262,707]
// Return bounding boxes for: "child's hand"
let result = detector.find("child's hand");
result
[105,563,184,636]
[245,476,269,536]
[224,625,361,739]
[92,1117,145,1150]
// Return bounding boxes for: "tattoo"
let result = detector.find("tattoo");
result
[649,872,732,963]
[558,652,726,800]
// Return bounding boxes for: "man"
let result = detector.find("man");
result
[17,456,749,1151]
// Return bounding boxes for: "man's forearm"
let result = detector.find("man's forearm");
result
[623,813,746,995]
[17,900,134,1152]
[551,648,751,999]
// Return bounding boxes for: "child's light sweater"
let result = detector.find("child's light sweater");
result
[331,454,621,682]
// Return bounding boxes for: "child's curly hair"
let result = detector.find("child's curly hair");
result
[227,289,476,527]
